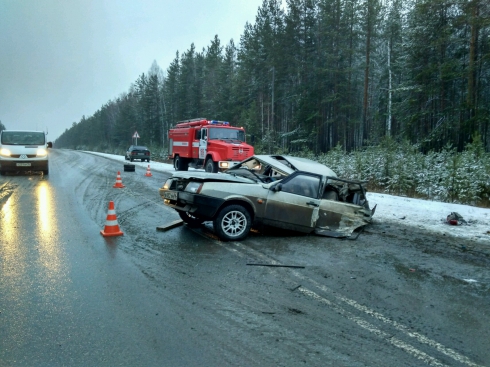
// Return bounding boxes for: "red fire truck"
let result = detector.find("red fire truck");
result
[168,118,255,172]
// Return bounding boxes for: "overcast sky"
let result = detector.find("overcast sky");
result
[0,0,265,140]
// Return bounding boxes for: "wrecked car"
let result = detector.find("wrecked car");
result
[159,155,376,241]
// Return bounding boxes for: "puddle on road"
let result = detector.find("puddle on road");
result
[0,182,17,209]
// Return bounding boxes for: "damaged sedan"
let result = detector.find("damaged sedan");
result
[159,155,376,241]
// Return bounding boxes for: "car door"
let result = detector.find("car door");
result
[199,129,208,159]
[263,172,322,232]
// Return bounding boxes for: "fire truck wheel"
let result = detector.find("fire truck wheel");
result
[174,155,189,171]
[205,158,218,173]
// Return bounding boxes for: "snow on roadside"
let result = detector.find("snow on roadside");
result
[367,193,490,244]
[87,151,490,244]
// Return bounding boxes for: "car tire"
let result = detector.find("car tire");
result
[42,170,49,175]
[174,155,189,171]
[213,204,252,241]
[205,158,218,173]
[178,211,205,227]
[124,164,135,172]
[130,157,133,162]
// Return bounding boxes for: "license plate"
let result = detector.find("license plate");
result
[16,163,31,167]
[164,191,178,200]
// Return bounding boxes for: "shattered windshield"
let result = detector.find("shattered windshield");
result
[209,128,245,142]
[226,158,287,183]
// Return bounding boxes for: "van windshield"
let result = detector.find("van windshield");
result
[1,131,46,145]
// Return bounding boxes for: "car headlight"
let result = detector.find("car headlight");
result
[185,182,203,194]
[0,148,11,157]
[162,179,172,190]
[36,148,48,157]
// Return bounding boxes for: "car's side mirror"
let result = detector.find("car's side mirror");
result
[270,183,282,192]
[47,142,53,148]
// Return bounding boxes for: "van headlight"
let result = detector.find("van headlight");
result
[0,148,11,157]
[36,148,48,157]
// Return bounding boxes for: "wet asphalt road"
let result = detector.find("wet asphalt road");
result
[0,149,489,367]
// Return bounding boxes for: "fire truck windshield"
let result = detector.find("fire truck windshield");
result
[209,128,245,142]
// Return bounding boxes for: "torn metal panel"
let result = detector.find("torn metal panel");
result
[314,201,375,238]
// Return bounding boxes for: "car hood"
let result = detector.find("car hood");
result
[170,171,256,183]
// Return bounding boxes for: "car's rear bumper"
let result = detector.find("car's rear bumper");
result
[130,155,150,160]
[160,190,224,219]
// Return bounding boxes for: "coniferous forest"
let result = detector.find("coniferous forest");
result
[53,0,490,204]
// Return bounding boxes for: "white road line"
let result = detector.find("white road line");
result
[229,242,483,367]
[299,287,448,367]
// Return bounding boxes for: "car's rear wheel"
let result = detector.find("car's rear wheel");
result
[205,158,218,173]
[130,157,134,162]
[178,211,205,227]
[174,155,189,171]
[213,204,252,241]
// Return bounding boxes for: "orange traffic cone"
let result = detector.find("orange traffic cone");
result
[113,171,125,188]
[144,165,152,177]
[100,201,124,237]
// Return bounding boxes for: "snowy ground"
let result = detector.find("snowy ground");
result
[88,151,490,245]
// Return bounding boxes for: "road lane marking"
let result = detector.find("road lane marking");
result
[298,287,448,367]
[226,242,483,367]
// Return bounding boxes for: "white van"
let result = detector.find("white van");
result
[0,130,52,175]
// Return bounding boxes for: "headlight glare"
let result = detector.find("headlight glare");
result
[0,148,11,157]
[37,148,48,157]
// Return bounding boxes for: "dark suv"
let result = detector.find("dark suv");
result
[125,145,150,162]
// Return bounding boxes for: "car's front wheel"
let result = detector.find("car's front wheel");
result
[213,205,252,241]
[178,211,205,227]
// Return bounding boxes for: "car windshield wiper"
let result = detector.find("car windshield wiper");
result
[247,169,264,183]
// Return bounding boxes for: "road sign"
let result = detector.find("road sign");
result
[133,131,140,138]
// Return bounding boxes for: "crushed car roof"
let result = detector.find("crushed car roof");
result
[169,155,338,182]
[254,155,337,177]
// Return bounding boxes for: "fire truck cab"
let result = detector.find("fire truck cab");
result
[168,118,254,173]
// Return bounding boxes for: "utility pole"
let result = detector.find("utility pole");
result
[387,41,392,137]
[270,66,275,154]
